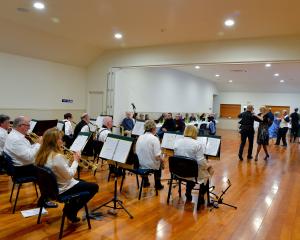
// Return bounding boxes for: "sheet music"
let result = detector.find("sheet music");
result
[161,133,177,149]
[70,135,89,152]
[21,208,47,218]
[28,120,37,133]
[57,122,64,131]
[205,138,221,156]
[99,137,119,160]
[197,136,208,146]
[96,116,104,128]
[112,140,132,163]
[89,120,97,132]
[112,126,121,135]
[132,121,145,135]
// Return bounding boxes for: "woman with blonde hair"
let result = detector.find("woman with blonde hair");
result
[255,106,271,161]
[35,128,98,223]
[174,125,213,203]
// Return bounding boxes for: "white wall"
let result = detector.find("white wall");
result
[217,92,300,130]
[113,67,218,124]
[0,52,87,120]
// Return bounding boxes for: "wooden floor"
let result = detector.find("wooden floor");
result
[1,129,300,240]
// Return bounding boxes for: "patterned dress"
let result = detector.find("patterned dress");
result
[268,118,280,139]
[257,114,270,145]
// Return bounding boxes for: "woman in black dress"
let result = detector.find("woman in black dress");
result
[255,106,270,161]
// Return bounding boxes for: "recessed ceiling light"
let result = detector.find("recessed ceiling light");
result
[114,33,123,39]
[215,74,220,77]
[280,79,285,83]
[195,65,200,69]
[33,2,45,10]
[265,63,271,67]
[228,80,233,83]
[274,73,279,77]
[224,19,235,27]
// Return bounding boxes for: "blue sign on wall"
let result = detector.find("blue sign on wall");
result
[62,99,73,103]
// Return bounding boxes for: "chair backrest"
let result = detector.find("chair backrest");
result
[169,155,198,179]
[3,152,15,176]
[36,166,59,200]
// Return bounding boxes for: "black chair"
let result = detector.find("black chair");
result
[119,154,158,200]
[3,152,38,213]
[167,155,209,210]
[36,166,91,239]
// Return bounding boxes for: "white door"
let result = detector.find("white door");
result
[88,91,104,118]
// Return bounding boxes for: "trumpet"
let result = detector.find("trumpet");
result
[62,146,99,174]
[25,132,40,144]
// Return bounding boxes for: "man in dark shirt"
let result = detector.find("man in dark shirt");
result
[175,114,185,133]
[289,108,299,143]
[238,105,260,161]
[157,113,175,138]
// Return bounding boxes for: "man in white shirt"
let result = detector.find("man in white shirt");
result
[0,114,10,173]
[136,120,164,190]
[97,116,113,143]
[4,116,41,177]
[62,113,74,148]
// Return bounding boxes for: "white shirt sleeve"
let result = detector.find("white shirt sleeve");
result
[0,129,8,154]
[80,125,90,133]
[195,143,208,170]
[152,136,161,158]
[64,121,73,136]
[52,154,78,181]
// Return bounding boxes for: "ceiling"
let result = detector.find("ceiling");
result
[1,0,300,66]
[171,62,300,92]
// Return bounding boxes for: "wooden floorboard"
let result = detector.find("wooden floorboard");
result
[0,129,300,240]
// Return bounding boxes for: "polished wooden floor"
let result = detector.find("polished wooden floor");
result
[1,129,300,240]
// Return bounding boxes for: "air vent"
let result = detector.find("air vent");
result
[230,69,247,73]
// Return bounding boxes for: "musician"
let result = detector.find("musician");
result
[157,113,176,138]
[73,113,90,139]
[97,116,113,143]
[0,114,10,173]
[136,120,164,190]
[62,113,74,148]
[121,112,135,136]
[174,125,213,203]
[175,113,185,133]
[189,113,197,122]
[4,116,42,177]
[35,128,98,223]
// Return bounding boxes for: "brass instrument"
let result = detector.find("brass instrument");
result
[63,146,99,174]
[25,132,40,144]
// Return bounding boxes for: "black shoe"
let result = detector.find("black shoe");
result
[38,199,58,208]
[282,144,287,147]
[185,193,192,202]
[155,184,164,190]
[247,156,253,160]
[143,181,150,188]
[67,215,81,223]
[238,155,243,161]
[198,195,205,205]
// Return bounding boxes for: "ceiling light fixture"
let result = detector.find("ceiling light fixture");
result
[114,33,123,39]
[215,74,220,77]
[265,63,271,67]
[224,19,235,27]
[280,79,285,83]
[274,73,279,77]
[195,65,200,69]
[33,2,45,10]
[228,80,233,83]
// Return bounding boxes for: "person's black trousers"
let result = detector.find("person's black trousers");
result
[276,127,288,146]
[291,126,299,142]
[58,181,99,219]
[238,130,254,158]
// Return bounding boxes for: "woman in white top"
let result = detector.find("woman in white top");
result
[35,128,98,223]
[174,125,213,202]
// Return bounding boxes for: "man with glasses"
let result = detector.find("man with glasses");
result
[0,114,10,173]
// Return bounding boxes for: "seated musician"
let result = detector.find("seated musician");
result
[189,113,197,122]
[157,113,176,138]
[0,114,10,172]
[175,113,185,133]
[207,115,216,135]
[35,128,99,223]
[97,116,113,143]
[4,116,42,177]
[174,125,213,203]
[136,120,164,190]
[121,112,135,136]
[62,113,74,148]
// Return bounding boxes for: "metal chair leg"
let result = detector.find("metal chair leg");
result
[178,180,182,198]
[167,176,173,204]
[120,171,126,192]
[197,184,202,211]
[34,182,39,198]
[9,182,15,202]
[136,174,140,189]
[59,212,66,239]
[84,204,91,229]
[138,177,144,200]
[37,205,43,224]
[13,184,21,213]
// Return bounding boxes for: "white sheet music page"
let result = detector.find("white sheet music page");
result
[96,116,104,128]
[57,122,64,131]
[197,136,208,146]
[132,121,145,135]
[112,140,132,163]
[28,120,37,133]
[100,137,118,160]
[205,138,221,156]
[89,120,97,132]
[70,135,89,152]
[161,133,177,149]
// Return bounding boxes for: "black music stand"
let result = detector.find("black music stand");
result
[91,134,134,219]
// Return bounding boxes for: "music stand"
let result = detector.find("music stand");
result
[91,134,134,219]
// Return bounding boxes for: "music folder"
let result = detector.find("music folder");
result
[29,120,38,133]
[161,132,184,150]
[56,121,64,131]
[70,132,92,152]
[89,118,98,132]
[132,120,145,136]
[100,134,133,164]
